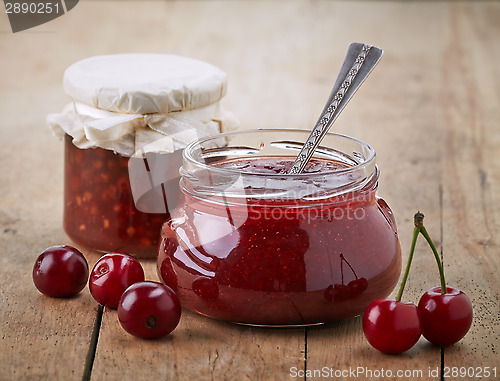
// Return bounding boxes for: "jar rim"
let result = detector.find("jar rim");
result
[183,128,376,178]
[181,128,378,202]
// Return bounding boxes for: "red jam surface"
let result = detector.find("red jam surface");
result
[64,135,180,258]
[158,157,401,325]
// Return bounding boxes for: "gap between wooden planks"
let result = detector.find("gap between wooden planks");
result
[88,258,306,381]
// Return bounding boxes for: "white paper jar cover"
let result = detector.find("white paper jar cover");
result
[47,54,238,258]
[48,53,238,156]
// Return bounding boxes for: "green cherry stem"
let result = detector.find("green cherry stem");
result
[418,226,447,295]
[395,212,447,301]
[395,221,420,302]
[414,211,447,294]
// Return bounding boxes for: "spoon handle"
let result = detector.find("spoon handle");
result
[288,43,383,174]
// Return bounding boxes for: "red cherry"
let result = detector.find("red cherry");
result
[33,245,89,298]
[348,277,368,296]
[89,253,145,309]
[363,298,422,354]
[192,276,219,301]
[118,281,181,339]
[418,286,473,346]
[158,254,178,292]
[324,284,352,302]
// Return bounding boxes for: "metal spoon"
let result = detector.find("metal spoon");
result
[288,43,383,174]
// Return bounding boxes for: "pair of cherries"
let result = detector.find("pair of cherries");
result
[33,247,181,339]
[362,212,473,354]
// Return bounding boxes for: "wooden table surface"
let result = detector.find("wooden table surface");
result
[1,1,499,380]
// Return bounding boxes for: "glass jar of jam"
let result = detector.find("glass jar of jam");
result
[62,134,182,257]
[48,54,237,258]
[157,129,402,326]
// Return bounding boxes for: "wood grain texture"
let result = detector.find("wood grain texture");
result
[305,3,448,379]
[0,1,499,380]
[91,260,306,380]
[439,2,500,374]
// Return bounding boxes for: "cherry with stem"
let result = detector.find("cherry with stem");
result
[415,212,473,346]
[362,222,422,354]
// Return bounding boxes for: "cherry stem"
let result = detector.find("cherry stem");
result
[414,211,447,294]
[396,224,419,302]
[419,225,447,294]
[340,253,358,281]
[396,212,447,301]
[340,253,344,285]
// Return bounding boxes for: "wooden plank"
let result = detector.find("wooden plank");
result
[0,11,101,375]
[91,259,306,380]
[305,0,450,378]
[440,2,500,378]
[1,0,499,380]
[81,1,309,379]
[88,1,444,379]
[307,1,500,380]
[0,180,99,380]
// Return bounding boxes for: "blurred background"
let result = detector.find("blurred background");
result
[1,0,463,224]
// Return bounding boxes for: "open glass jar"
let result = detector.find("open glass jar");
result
[48,54,237,258]
[157,129,402,326]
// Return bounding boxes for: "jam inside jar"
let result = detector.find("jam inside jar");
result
[157,129,402,326]
[64,134,181,258]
